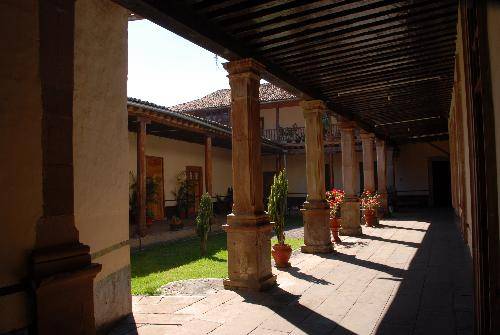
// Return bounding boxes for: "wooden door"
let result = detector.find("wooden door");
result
[146,156,164,220]
[186,166,203,217]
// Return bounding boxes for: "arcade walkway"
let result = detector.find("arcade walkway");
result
[111,210,472,335]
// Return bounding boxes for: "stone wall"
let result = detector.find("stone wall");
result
[0,1,42,332]
[73,0,131,332]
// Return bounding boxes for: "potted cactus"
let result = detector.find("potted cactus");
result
[268,170,291,268]
[326,188,345,243]
[196,192,213,255]
[360,190,381,227]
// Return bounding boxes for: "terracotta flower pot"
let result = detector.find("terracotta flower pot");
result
[272,243,292,268]
[364,209,376,227]
[330,217,342,243]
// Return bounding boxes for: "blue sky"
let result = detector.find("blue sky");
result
[127,20,229,107]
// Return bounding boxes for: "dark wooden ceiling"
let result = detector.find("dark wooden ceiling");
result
[117,0,457,143]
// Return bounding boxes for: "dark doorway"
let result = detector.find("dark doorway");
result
[431,160,451,207]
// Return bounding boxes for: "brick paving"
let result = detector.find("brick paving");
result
[110,210,472,335]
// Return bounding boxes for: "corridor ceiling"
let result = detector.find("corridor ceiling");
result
[117,0,457,143]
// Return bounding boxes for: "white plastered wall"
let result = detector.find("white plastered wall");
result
[128,133,233,204]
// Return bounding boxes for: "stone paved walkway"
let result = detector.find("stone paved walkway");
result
[110,210,472,335]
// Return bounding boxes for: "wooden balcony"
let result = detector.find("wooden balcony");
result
[262,125,341,146]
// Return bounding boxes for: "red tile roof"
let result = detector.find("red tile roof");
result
[170,83,296,112]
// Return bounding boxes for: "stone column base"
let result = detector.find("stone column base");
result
[223,214,276,291]
[32,243,101,335]
[340,199,362,236]
[300,201,334,254]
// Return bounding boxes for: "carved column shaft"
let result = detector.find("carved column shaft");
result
[339,121,362,236]
[360,131,375,192]
[340,124,357,197]
[376,139,389,216]
[300,100,333,253]
[222,59,275,291]
[303,102,327,203]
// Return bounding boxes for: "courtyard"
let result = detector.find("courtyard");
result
[131,216,304,295]
[112,210,472,335]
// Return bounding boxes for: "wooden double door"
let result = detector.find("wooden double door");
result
[146,156,164,220]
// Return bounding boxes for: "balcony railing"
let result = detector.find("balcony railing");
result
[263,125,340,145]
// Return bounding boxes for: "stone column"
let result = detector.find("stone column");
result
[339,121,362,236]
[205,136,213,195]
[31,2,101,333]
[136,117,149,237]
[360,131,375,192]
[376,139,389,216]
[222,59,276,291]
[387,146,396,210]
[329,152,335,189]
[300,100,333,253]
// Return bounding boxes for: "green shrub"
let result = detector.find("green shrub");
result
[267,170,288,245]
[196,192,213,255]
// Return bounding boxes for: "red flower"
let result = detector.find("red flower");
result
[326,189,345,218]
[360,190,381,210]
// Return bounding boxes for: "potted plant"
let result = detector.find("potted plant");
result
[129,173,160,226]
[172,172,189,219]
[196,192,213,255]
[169,216,183,231]
[268,170,291,268]
[326,188,345,243]
[360,190,381,227]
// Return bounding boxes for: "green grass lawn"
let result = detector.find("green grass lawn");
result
[131,216,304,295]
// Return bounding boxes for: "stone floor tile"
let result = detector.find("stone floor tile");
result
[174,290,237,315]
[133,296,145,305]
[249,327,290,335]
[136,296,162,305]
[134,324,179,335]
[110,211,473,335]
[133,313,193,325]
[174,318,221,335]
[372,323,414,335]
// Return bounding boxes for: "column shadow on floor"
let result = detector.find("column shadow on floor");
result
[359,234,421,248]
[281,266,331,285]
[373,210,473,335]
[376,223,428,232]
[236,286,357,335]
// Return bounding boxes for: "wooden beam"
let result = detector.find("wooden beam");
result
[204,136,213,196]
[136,117,149,237]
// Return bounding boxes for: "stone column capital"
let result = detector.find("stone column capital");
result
[359,130,375,141]
[223,58,265,77]
[338,120,357,132]
[376,138,386,147]
[300,99,326,117]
